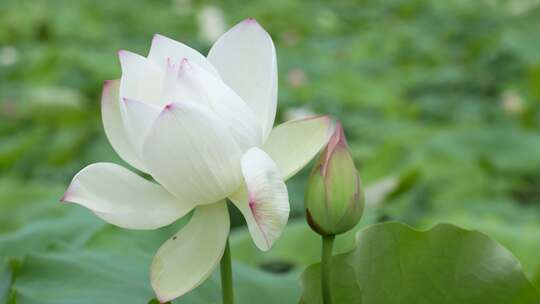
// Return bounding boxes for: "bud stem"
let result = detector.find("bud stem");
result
[220,238,234,304]
[321,234,335,304]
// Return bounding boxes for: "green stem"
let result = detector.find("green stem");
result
[220,238,234,304]
[321,234,335,304]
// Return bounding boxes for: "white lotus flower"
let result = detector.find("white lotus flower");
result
[62,19,334,302]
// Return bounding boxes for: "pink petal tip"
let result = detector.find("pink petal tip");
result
[179,58,190,70]
[101,81,114,102]
[153,34,164,42]
[59,191,70,203]
[164,103,175,111]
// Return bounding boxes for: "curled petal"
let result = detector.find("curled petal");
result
[101,80,148,172]
[148,34,219,77]
[61,163,193,230]
[151,202,229,302]
[229,147,289,251]
[142,102,243,205]
[208,19,277,140]
[263,116,335,180]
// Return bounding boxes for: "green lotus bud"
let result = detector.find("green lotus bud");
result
[304,122,364,236]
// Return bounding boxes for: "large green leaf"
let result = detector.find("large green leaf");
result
[10,249,298,304]
[417,199,540,282]
[301,222,540,304]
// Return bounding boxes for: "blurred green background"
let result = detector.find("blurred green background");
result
[2,0,540,303]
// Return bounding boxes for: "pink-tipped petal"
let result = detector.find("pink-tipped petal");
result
[263,116,335,180]
[148,34,219,77]
[59,189,71,203]
[151,202,229,302]
[208,19,277,140]
[163,103,175,110]
[62,163,193,230]
[229,147,289,251]
[179,57,189,68]
[243,17,257,24]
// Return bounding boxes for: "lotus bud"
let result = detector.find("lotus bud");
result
[304,122,364,235]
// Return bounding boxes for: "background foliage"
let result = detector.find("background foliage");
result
[2,0,540,303]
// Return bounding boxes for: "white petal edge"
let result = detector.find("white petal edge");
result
[150,202,229,303]
[142,102,243,205]
[61,162,193,230]
[148,34,219,77]
[229,147,289,251]
[118,50,166,106]
[208,18,278,140]
[120,97,161,156]
[175,59,263,150]
[263,116,335,181]
[101,80,148,173]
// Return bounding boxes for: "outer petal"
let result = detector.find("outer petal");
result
[175,59,263,150]
[101,79,148,172]
[118,50,166,106]
[120,98,161,156]
[229,147,289,251]
[142,102,243,205]
[61,163,193,230]
[148,34,219,77]
[263,116,335,180]
[150,202,229,303]
[208,19,277,140]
